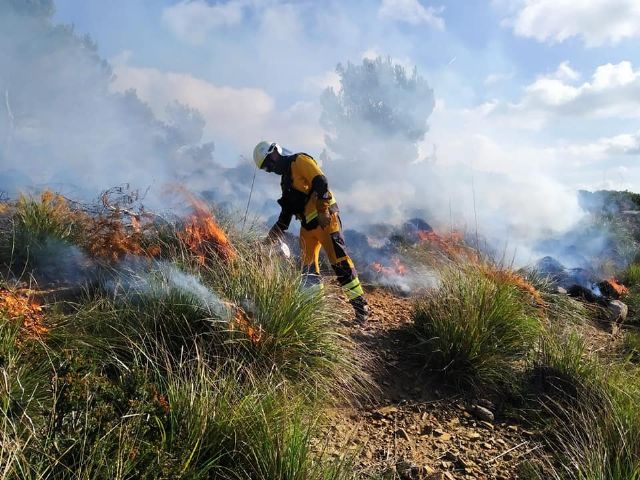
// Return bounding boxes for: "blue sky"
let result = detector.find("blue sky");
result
[49,0,640,242]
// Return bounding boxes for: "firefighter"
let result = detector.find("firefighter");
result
[253,141,370,324]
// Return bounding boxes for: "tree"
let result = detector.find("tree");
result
[320,56,435,165]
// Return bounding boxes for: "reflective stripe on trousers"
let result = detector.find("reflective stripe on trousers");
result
[299,213,364,300]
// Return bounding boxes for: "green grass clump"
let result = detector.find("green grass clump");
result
[622,330,640,363]
[531,330,602,399]
[0,292,358,480]
[526,329,640,480]
[412,262,541,390]
[202,246,363,397]
[67,250,361,400]
[0,192,88,277]
[624,263,640,287]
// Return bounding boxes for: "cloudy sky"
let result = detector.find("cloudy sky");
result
[36,0,640,258]
[51,0,640,192]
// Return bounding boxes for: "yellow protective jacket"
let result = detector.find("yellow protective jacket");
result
[274,153,338,231]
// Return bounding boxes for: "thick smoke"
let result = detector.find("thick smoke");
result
[318,56,585,267]
[0,1,620,282]
[0,0,218,204]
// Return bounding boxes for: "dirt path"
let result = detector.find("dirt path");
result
[321,288,546,480]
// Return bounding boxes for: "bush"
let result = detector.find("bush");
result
[67,250,362,401]
[0,301,359,480]
[412,262,541,390]
[531,330,601,400]
[201,245,364,398]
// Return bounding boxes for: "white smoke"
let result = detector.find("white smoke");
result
[318,56,586,266]
[0,2,216,205]
[0,1,617,275]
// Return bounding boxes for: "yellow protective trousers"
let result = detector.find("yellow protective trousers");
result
[299,213,365,301]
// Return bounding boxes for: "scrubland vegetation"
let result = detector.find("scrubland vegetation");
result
[0,192,364,479]
[2,190,640,479]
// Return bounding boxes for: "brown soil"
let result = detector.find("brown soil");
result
[320,288,548,480]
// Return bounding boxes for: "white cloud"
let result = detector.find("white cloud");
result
[500,0,640,46]
[523,61,640,117]
[162,0,246,45]
[558,130,640,162]
[552,61,581,82]
[482,61,640,126]
[378,0,445,29]
[110,62,324,154]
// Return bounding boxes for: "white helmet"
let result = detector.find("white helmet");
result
[253,141,282,169]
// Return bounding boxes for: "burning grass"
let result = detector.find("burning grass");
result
[0,188,240,279]
[415,229,476,261]
[0,188,364,480]
[179,196,236,265]
[0,287,48,338]
[479,263,546,314]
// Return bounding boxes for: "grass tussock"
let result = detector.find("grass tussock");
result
[529,330,640,480]
[412,261,542,390]
[624,263,640,287]
[622,329,640,363]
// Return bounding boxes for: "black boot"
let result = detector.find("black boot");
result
[350,296,369,324]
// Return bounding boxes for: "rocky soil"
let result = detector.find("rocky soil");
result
[319,288,551,479]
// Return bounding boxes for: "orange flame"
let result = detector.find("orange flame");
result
[87,213,146,261]
[0,289,48,339]
[603,277,629,298]
[229,307,262,346]
[371,257,407,276]
[179,196,236,264]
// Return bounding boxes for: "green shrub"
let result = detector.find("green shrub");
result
[203,247,362,397]
[412,262,541,390]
